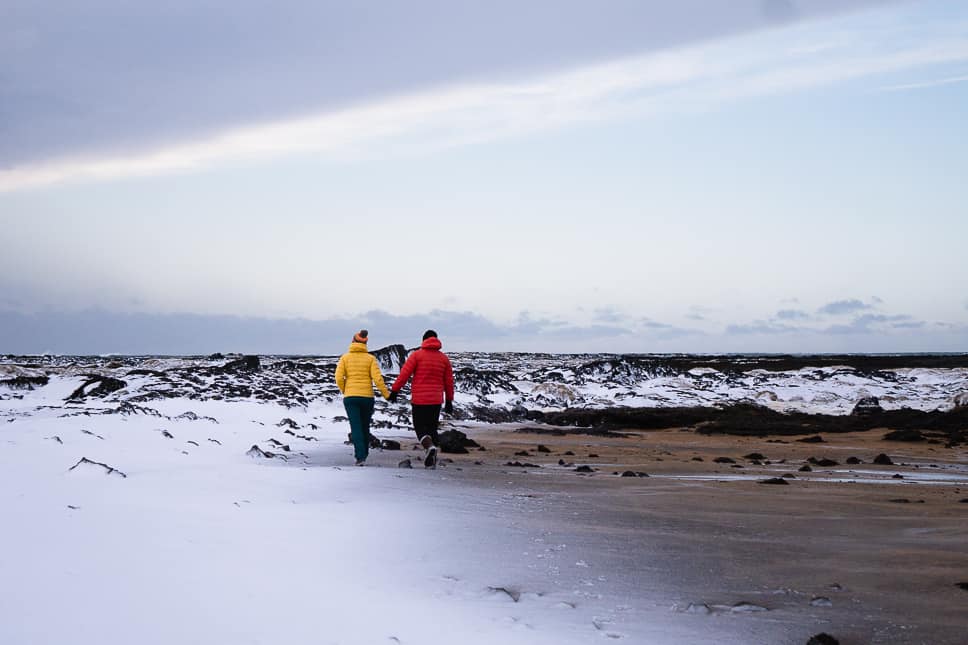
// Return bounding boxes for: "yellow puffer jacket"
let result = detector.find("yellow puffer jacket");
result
[335,342,390,399]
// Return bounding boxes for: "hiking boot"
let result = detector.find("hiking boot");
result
[424,445,438,469]
[355,458,366,467]
[419,435,433,450]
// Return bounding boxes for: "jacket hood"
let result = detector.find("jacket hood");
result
[421,337,442,351]
[348,342,369,353]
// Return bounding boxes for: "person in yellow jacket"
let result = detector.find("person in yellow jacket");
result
[335,329,391,466]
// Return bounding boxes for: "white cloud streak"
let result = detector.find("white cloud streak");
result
[878,73,968,92]
[2,7,967,193]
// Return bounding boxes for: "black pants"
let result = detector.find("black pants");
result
[412,404,442,446]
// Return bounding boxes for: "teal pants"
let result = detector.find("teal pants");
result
[343,396,375,461]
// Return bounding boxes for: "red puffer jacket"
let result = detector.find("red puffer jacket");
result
[391,337,455,405]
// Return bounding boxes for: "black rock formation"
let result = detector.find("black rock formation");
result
[68,376,127,400]
[439,429,480,454]
[807,633,839,645]
[0,375,49,389]
[873,453,894,465]
[808,457,838,467]
[883,429,925,442]
[370,344,408,372]
[759,477,789,485]
[851,396,883,416]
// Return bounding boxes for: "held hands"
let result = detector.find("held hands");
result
[388,391,399,403]
[444,400,454,415]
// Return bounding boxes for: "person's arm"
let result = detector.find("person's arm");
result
[370,356,390,399]
[335,356,346,394]
[443,355,455,403]
[391,352,418,392]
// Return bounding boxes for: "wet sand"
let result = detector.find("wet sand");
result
[429,423,968,644]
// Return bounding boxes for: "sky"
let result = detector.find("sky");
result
[2,0,967,355]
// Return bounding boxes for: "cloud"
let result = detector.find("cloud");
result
[775,309,810,320]
[593,307,624,324]
[725,321,802,335]
[817,299,873,316]
[878,73,968,92]
[761,0,798,24]
[0,307,641,355]
[824,313,912,335]
[3,2,966,192]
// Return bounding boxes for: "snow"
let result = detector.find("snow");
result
[1,384,708,645]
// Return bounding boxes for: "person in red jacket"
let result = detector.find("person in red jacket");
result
[389,329,455,469]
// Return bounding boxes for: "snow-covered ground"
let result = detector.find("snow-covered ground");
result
[1,382,720,645]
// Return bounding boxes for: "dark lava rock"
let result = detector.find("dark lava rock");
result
[575,465,595,473]
[536,445,551,453]
[797,435,825,443]
[959,499,968,503]
[808,457,839,467]
[620,471,649,478]
[370,344,408,371]
[505,461,539,468]
[781,473,796,478]
[68,376,127,400]
[750,459,763,465]
[380,439,401,450]
[799,465,813,472]
[744,452,766,460]
[207,353,224,360]
[67,457,127,478]
[564,451,575,456]
[852,396,883,416]
[588,453,599,458]
[873,453,894,465]
[691,456,704,462]
[277,418,299,429]
[0,375,49,389]
[714,457,736,464]
[759,477,789,485]
[246,445,272,458]
[845,456,862,465]
[398,458,412,469]
[883,429,926,442]
[222,355,261,372]
[806,633,839,645]
[955,582,968,591]
[889,498,911,503]
[892,474,904,479]
[439,429,479,454]
[514,450,531,457]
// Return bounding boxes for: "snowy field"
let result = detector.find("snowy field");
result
[1,380,722,645]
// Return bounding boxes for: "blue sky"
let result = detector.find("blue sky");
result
[2,0,967,354]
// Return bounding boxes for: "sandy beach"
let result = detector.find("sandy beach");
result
[377,421,968,644]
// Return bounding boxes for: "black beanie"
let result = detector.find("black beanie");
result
[422,329,438,340]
